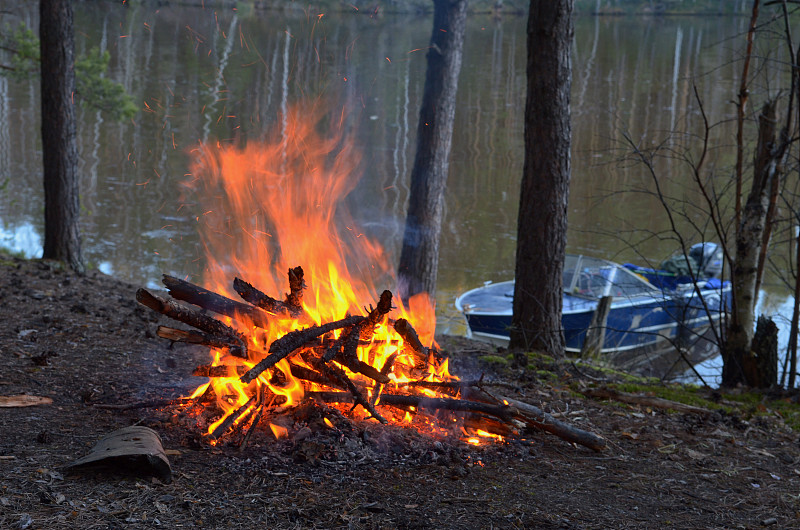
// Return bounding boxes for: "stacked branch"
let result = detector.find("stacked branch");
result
[137,267,605,452]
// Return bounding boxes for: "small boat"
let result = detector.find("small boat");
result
[455,243,732,359]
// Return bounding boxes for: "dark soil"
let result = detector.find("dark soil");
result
[1,255,799,529]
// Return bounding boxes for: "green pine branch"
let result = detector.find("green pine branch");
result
[1,23,137,121]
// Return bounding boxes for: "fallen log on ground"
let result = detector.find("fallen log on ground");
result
[581,386,712,416]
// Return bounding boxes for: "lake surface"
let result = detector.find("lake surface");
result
[0,4,792,365]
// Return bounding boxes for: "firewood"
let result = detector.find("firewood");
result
[161,274,275,329]
[489,392,607,452]
[136,289,249,358]
[208,395,258,440]
[325,290,393,365]
[370,352,399,406]
[232,277,304,319]
[193,364,247,378]
[462,416,517,438]
[312,361,388,424]
[238,387,267,450]
[309,391,515,422]
[392,318,431,367]
[363,290,394,334]
[286,266,305,312]
[581,386,712,416]
[240,315,364,384]
[288,362,344,389]
[157,326,248,358]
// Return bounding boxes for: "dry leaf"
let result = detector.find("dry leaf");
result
[0,395,53,407]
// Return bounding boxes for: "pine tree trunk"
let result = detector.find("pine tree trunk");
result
[509,0,574,355]
[397,0,467,301]
[40,0,84,273]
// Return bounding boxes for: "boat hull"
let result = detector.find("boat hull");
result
[456,280,731,354]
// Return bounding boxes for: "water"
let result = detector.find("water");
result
[0,4,794,381]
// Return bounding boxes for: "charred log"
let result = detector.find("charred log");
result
[136,289,248,358]
[193,364,247,378]
[208,395,258,440]
[312,361,388,424]
[158,326,247,358]
[240,315,365,384]
[286,266,305,312]
[162,274,274,329]
[393,318,432,367]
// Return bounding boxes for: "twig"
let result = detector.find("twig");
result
[93,397,195,410]
[209,395,258,440]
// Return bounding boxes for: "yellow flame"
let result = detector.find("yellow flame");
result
[269,423,289,439]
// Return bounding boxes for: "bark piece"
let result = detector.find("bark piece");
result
[64,426,171,483]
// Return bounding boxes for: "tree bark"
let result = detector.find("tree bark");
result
[397,0,467,301]
[509,0,574,355]
[724,101,779,387]
[40,0,84,273]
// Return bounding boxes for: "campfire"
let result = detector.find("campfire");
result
[134,106,604,452]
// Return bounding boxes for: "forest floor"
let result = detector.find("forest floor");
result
[1,254,799,529]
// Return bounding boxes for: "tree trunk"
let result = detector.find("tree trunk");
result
[748,316,778,389]
[509,0,574,355]
[40,0,84,273]
[397,0,467,301]
[723,101,779,387]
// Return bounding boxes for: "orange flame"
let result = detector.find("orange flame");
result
[182,103,452,438]
[269,423,289,440]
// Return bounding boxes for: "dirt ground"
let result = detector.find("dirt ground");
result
[1,255,799,529]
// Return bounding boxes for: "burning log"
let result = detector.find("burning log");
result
[137,269,606,452]
[312,360,388,424]
[393,318,429,361]
[193,364,247,378]
[370,352,399,406]
[136,289,249,358]
[233,267,306,319]
[157,326,247,358]
[308,391,516,423]
[322,290,392,364]
[240,315,364,384]
[289,361,344,389]
[162,274,275,329]
[209,395,258,440]
[286,266,305,311]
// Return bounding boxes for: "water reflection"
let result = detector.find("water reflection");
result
[0,222,41,259]
[0,4,791,350]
